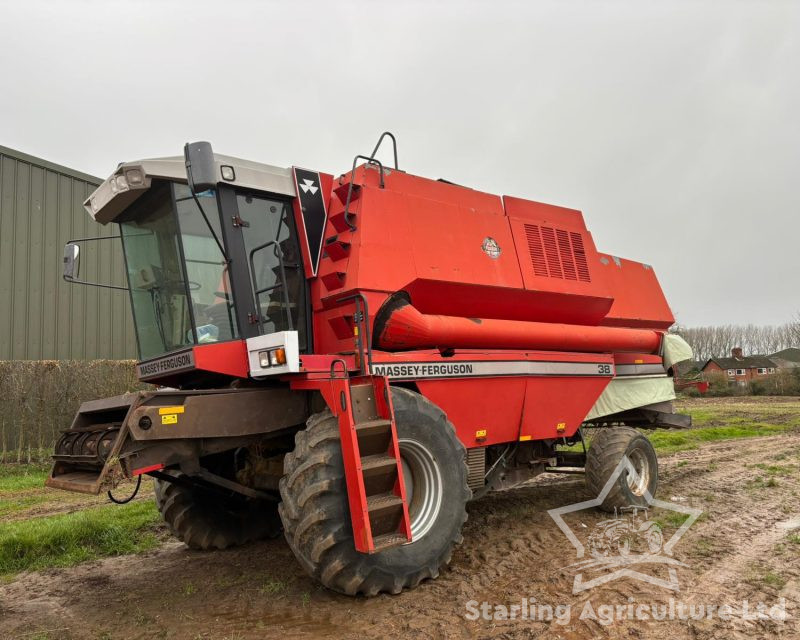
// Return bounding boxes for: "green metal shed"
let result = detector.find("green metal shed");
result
[0,145,136,359]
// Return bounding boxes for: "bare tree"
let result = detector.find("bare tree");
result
[673,320,799,361]
[790,313,800,346]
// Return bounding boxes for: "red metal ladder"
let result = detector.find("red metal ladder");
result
[334,374,412,553]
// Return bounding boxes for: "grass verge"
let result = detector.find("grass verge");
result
[648,423,797,455]
[0,500,161,576]
[0,494,52,518]
[0,463,50,494]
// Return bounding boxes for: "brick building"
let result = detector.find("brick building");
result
[702,347,777,387]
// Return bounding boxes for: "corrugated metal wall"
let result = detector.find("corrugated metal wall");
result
[0,145,136,360]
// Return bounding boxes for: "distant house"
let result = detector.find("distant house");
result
[702,348,777,386]
[769,348,800,370]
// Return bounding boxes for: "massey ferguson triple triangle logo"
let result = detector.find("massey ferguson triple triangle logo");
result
[292,167,327,276]
[299,178,318,195]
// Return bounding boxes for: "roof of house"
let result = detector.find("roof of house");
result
[770,348,800,363]
[703,356,777,370]
[771,357,800,369]
[674,359,705,376]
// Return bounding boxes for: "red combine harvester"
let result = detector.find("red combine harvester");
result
[49,134,692,595]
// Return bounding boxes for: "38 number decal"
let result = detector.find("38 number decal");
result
[597,364,612,375]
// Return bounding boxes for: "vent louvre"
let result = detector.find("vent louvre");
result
[540,227,562,278]
[557,229,577,280]
[523,223,591,283]
[570,232,591,282]
[524,224,549,277]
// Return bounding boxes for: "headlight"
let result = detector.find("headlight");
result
[259,347,287,368]
[125,168,144,186]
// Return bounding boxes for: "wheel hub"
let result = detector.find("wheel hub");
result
[626,448,650,496]
[399,438,443,540]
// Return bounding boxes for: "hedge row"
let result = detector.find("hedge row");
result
[0,360,148,462]
[685,368,800,397]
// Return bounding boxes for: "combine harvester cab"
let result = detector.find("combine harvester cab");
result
[48,133,692,596]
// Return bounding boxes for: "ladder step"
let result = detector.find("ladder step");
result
[372,532,408,552]
[333,182,361,206]
[355,418,392,436]
[335,374,412,553]
[324,237,351,261]
[330,210,356,233]
[361,454,398,494]
[360,454,397,473]
[367,492,403,515]
[355,418,393,457]
[321,271,346,291]
[327,315,354,340]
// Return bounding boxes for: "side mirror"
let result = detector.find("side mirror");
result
[184,141,216,194]
[63,243,80,280]
[61,238,128,291]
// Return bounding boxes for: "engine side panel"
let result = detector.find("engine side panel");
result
[370,349,615,448]
[312,165,675,357]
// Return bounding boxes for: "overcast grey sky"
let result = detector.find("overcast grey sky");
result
[1,0,797,326]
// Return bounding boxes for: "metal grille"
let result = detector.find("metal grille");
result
[524,224,591,283]
[570,232,591,282]
[466,447,486,490]
[524,224,549,277]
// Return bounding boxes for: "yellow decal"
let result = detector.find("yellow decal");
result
[475,429,487,439]
[158,406,185,415]
[161,414,178,425]
[556,422,566,432]
[519,435,532,441]
[634,359,644,364]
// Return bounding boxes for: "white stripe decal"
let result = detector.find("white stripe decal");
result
[369,360,614,380]
[615,364,666,376]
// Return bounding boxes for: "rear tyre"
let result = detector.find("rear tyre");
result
[585,427,658,513]
[154,471,281,550]
[279,388,470,596]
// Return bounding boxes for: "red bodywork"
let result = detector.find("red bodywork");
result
[309,164,672,450]
[146,162,674,453]
[131,161,677,554]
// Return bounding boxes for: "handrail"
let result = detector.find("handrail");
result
[341,131,399,232]
[333,292,373,375]
[369,131,399,170]
[247,240,294,332]
[343,154,384,232]
[330,358,348,379]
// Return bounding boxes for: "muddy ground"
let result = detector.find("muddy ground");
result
[2,398,800,639]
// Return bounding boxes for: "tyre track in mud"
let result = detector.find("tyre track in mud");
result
[2,433,799,640]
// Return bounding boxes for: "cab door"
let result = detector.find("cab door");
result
[218,186,310,350]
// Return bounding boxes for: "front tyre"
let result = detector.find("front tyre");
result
[279,388,470,596]
[585,427,658,513]
[154,471,281,550]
